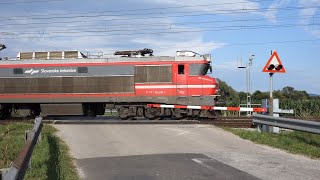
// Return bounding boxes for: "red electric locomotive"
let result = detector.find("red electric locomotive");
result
[0,49,219,119]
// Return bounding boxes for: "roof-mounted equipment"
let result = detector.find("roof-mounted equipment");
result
[114,48,153,57]
[176,50,197,57]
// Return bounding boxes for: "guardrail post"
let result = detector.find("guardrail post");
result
[270,99,280,133]
[272,113,280,134]
[260,99,294,133]
[257,123,269,133]
[25,130,32,169]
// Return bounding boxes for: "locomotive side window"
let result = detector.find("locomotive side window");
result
[178,65,185,74]
[13,68,23,74]
[135,65,172,83]
[189,63,211,75]
[78,67,88,73]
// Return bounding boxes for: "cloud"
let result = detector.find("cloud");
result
[213,61,239,70]
[297,0,320,37]
[130,30,224,56]
[150,0,261,14]
[264,0,292,23]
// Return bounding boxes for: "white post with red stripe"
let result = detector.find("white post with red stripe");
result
[147,104,267,112]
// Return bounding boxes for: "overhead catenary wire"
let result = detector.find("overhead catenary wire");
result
[1,14,318,32]
[0,0,63,5]
[1,23,319,39]
[0,0,275,20]
[0,3,282,22]
[171,39,320,48]
[1,22,319,36]
[1,5,319,27]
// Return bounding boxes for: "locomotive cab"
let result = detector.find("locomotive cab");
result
[173,51,219,106]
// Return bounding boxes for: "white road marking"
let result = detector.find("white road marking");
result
[192,158,214,170]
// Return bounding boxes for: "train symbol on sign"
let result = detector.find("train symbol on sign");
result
[262,51,286,73]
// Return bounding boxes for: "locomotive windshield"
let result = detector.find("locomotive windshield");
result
[189,63,212,75]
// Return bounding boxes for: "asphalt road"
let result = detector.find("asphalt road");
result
[54,123,320,180]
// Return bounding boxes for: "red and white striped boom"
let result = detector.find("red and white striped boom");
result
[147,104,267,112]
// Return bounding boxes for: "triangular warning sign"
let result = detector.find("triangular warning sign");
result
[262,51,286,73]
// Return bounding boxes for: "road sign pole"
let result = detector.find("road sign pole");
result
[269,73,274,116]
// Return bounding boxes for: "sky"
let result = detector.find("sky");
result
[0,0,319,94]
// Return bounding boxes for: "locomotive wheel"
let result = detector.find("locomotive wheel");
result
[0,105,12,120]
[145,107,160,120]
[205,110,218,119]
[118,107,131,120]
[136,107,144,117]
[173,109,184,119]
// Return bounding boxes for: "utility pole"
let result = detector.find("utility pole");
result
[238,54,255,116]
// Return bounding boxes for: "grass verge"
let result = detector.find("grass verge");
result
[225,128,320,159]
[0,123,79,180]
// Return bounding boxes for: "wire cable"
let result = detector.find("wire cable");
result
[1,23,319,39]
[1,5,319,27]
[0,0,274,20]
[0,0,63,5]
[1,14,318,34]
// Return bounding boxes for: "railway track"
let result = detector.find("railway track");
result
[203,117,254,128]
[2,116,319,129]
[0,116,254,128]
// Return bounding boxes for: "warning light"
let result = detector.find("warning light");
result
[275,64,283,71]
[267,64,283,71]
[267,64,275,70]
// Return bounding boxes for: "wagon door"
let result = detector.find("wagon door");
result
[175,64,189,104]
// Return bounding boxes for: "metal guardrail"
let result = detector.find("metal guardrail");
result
[253,114,320,134]
[1,117,43,180]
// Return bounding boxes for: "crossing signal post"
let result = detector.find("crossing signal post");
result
[269,72,274,116]
[262,51,286,132]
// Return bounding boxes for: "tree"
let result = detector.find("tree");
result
[281,86,310,100]
[252,90,268,101]
[274,90,286,99]
[217,79,239,106]
[281,86,295,95]
[238,91,247,103]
